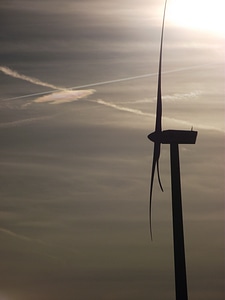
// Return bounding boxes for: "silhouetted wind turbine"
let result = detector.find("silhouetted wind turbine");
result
[148,1,198,300]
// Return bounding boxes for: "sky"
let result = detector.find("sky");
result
[0,0,224,299]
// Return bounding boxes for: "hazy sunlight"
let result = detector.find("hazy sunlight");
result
[167,0,225,36]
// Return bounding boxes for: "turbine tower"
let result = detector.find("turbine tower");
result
[148,1,198,299]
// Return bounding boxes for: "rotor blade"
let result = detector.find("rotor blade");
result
[149,0,167,240]
[149,142,160,240]
[155,0,167,133]
[157,158,164,192]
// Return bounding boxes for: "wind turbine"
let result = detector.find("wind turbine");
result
[148,1,198,300]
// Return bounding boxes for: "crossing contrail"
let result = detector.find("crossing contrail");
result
[1,64,210,102]
[0,66,95,103]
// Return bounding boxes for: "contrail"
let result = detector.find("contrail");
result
[0,66,66,91]
[1,65,223,132]
[93,99,224,132]
[0,66,95,104]
[93,99,151,116]
[1,64,210,101]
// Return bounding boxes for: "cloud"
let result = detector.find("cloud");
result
[162,91,202,102]
[34,89,95,104]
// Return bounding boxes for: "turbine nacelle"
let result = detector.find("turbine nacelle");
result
[148,129,197,144]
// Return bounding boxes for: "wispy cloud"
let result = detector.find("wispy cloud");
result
[34,89,95,104]
[117,91,202,105]
[162,91,202,102]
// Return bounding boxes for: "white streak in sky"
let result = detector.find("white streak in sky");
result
[0,66,65,91]
[1,64,211,102]
[93,99,151,116]
[93,99,224,132]
[0,66,95,104]
[1,65,223,132]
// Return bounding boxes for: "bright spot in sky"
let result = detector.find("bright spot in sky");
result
[167,0,225,35]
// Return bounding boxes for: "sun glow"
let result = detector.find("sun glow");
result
[167,0,225,36]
